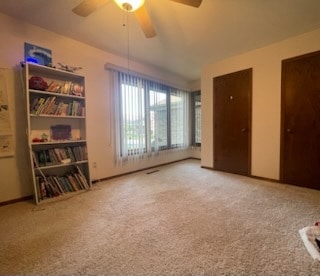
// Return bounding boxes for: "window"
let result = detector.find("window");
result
[112,70,190,162]
[149,89,167,150]
[191,91,201,146]
[120,80,146,155]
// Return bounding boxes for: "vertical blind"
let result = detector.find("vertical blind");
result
[110,69,190,164]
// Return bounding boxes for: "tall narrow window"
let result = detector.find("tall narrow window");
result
[191,91,201,147]
[170,91,188,147]
[120,77,146,156]
[149,89,167,150]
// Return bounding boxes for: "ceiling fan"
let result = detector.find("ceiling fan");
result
[72,0,202,38]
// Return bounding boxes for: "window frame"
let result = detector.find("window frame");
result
[118,73,189,157]
[191,90,201,147]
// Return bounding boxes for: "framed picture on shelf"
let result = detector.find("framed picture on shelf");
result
[24,42,52,66]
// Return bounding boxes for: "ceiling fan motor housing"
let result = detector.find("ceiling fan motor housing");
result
[122,3,133,11]
[114,0,145,12]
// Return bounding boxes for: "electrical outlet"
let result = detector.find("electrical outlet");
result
[93,162,97,168]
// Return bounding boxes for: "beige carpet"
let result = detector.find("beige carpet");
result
[1,159,320,275]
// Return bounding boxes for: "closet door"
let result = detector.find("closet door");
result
[281,51,320,189]
[213,68,252,176]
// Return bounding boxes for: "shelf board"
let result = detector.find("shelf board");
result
[30,114,85,119]
[31,140,87,146]
[34,160,89,170]
[29,89,85,99]
[27,62,84,79]
[36,189,89,205]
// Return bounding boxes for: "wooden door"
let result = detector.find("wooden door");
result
[281,51,320,189]
[213,68,252,176]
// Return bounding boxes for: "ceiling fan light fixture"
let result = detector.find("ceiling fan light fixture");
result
[114,0,145,12]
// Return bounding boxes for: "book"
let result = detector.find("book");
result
[67,174,78,191]
[48,149,59,164]
[42,96,56,114]
[39,177,47,200]
[50,176,65,194]
[58,176,72,192]
[76,165,90,189]
[36,97,51,115]
[32,151,39,167]
[46,81,60,93]
[31,97,45,114]
[30,98,39,113]
[37,150,46,166]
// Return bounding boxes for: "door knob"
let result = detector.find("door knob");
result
[241,128,248,132]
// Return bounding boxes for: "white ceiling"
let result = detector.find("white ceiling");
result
[0,0,320,81]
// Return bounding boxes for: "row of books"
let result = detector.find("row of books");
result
[46,81,85,97]
[30,96,85,116]
[36,166,90,200]
[33,145,88,167]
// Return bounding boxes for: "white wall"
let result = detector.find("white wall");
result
[0,12,196,203]
[201,27,320,180]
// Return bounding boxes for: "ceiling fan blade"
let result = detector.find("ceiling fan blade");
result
[72,0,109,17]
[134,6,156,38]
[169,0,202,7]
